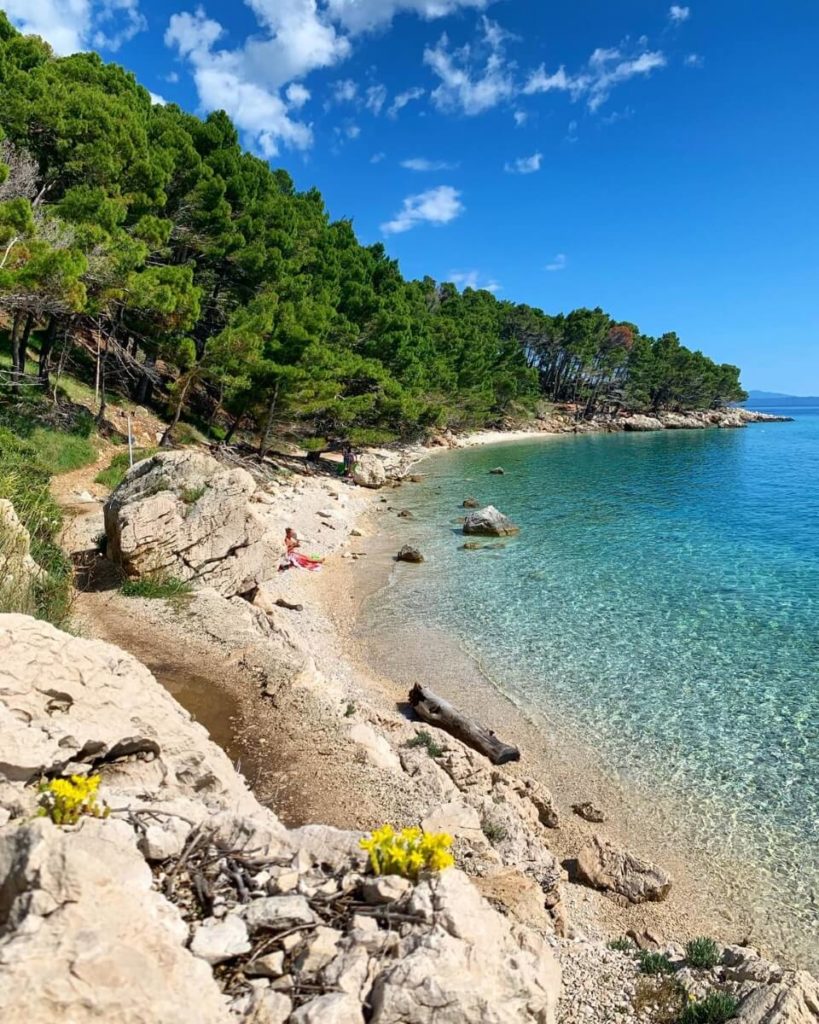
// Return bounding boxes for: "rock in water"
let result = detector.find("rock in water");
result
[396,545,424,563]
[352,454,387,489]
[463,506,520,537]
[489,466,506,475]
[104,450,278,598]
[463,497,480,508]
[575,835,672,903]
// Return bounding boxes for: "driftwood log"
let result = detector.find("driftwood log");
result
[409,683,520,765]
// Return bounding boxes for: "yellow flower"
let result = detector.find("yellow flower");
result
[358,825,454,880]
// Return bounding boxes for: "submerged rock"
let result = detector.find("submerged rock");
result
[396,545,424,563]
[462,496,480,508]
[575,834,672,903]
[463,506,520,537]
[489,466,506,475]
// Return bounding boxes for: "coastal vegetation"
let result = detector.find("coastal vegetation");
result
[0,12,746,458]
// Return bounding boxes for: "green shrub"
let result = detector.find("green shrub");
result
[344,701,356,717]
[639,951,675,976]
[685,937,721,970]
[679,991,739,1024]
[120,575,192,601]
[404,729,445,758]
[180,485,205,504]
[608,937,637,954]
[633,977,686,1024]
[94,448,156,490]
[481,818,508,844]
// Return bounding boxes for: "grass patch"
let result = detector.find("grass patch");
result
[181,485,206,504]
[403,729,446,758]
[685,938,721,970]
[120,575,192,601]
[679,991,739,1024]
[481,818,508,844]
[638,951,675,976]
[344,701,356,718]
[633,977,686,1024]
[608,937,637,954]
[94,448,157,490]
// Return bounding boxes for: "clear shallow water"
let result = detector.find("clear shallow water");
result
[366,410,819,958]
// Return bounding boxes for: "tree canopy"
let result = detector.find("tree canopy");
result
[0,13,747,444]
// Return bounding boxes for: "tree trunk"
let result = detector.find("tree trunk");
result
[38,316,57,386]
[9,310,23,380]
[134,352,156,405]
[96,332,111,424]
[258,382,281,460]
[408,683,520,765]
[159,374,193,447]
[223,408,245,446]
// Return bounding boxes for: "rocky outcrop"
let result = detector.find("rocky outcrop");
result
[104,450,279,598]
[463,506,520,537]
[575,835,672,903]
[0,499,44,610]
[352,454,387,489]
[0,615,561,1024]
[622,414,664,431]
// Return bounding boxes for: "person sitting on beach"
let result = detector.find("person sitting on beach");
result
[280,527,324,572]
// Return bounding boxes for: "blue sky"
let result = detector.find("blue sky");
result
[5,1,819,393]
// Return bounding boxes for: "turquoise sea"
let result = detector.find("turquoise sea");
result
[364,409,819,961]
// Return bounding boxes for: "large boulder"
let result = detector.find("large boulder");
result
[370,869,560,1023]
[352,454,387,489]
[575,835,671,903]
[463,506,520,537]
[733,965,819,1023]
[622,415,664,431]
[0,499,44,611]
[104,450,278,598]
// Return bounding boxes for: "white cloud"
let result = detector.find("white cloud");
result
[3,0,146,55]
[669,5,691,23]
[566,119,578,142]
[401,157,458,171]
[545,253,567,272]
[370,151,386,164]
[524,44,666,112]
[345,122,361,138]
[365,84,387,115]
[165,71,180,83]
[381,185,464,235]
[387,86,425,118]
[513,109,528,126]
[505,152,542,174]
[148,90,168,106]
[165,7,314,157]
[286,82,311,108]
[325,0,491,35]
[449,270,501,292]
[424,16,516,115]
[684,53,704,67]
[332,78,358,103]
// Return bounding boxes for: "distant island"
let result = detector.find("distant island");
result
[746,390,819,407]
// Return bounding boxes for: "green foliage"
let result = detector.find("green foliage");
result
[608,937,637,954]
[0,399,97,624]
[481,818,508,844]
[404,730,446,758]
[679,991,739,1024]
[94,448,157,490]
[0,18,746,445]
[634,977,687,1024]
[639,951,676,976]
[120,574,192,601]
[180,485,205,504]
[685,937,721,970]
[344,701,356,717]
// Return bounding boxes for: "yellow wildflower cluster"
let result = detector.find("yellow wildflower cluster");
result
[359,825,454,880]
[37,773,109,826]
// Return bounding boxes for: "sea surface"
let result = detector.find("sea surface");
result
[363,408,819,961]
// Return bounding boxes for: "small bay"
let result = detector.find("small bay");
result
[363,409,819,964]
